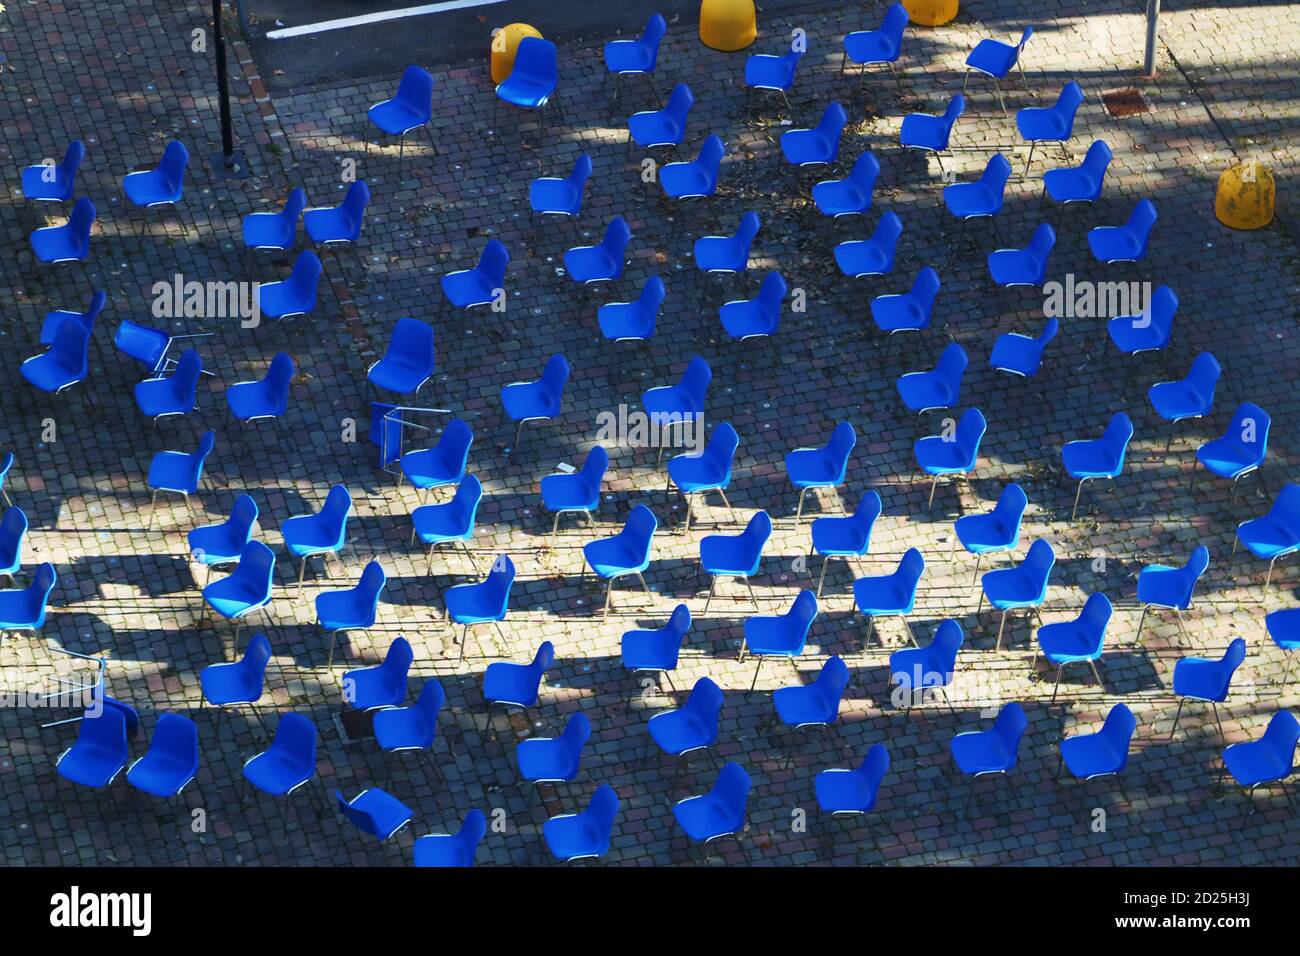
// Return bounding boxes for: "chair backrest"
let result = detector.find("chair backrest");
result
[664,83,694,126]
[282,187,308,224]
[1185,352,1220,404]
[850,151,881,191]
[30,562,57,610]
[50,313,90,373]
[898,548,926,591]
[706,422,740,476]
[827,421,857,468]
[936,341,968,384]
[0,451,12,485]
[1145,284,1178,329]
[479,239,510,285]
[1024,538,1056,585]
[882,2,909,46]
[815,656,851,704]
[241,633,273,690]
[79,706,127,756]
[957,408,987,452]
[624,504,659,551]
[321,485,353,540]
[171,348,202,399]
[541,354,571,399]
[358,560,387,604]
[696,135,725,179]
[991,484,1028,536]
[851,490,883,535]
[82,290,108,332]
[382,636,415,682]
[758,272,787,314]
[1228,402,1270,459]
[438,418,474,473]
[734,211,762,250]
[456,809,488,857]
[61,139,86,179]
[396,65,435,119]
[1260,710,1300,761]
[190,431,217,483]
[679,356,712,404]
[150,713,199,768]
[272,712,317,772]
[1054,81,1085,122]
[417,677,447,723]
[580,445,610,492]
[873,210,903,250]
[641,13,667,65]
[0,506,28,552]
[1182,544,1211,595]
[1079,591,1114,637]
[1128,198,1158,240]
[485,554,517,608]
[513,37,558,85]
[942,93,966,130]
[531,640,556,676]
[911,266,941,310]
[1082,140,1113,179]
[931,619,964,671]
[237,540,276,591]
[788,589,820,635]
[225,493,260,543]
[159,141,189,192]
[638,275,666,315]
[740,510,773,552]
[1016,26,1035,53]
[1271,483,1300,528]
[1036,317,1060,349]
[713,762,751,814]
[858,742,891,791]
[451,474,484,528]
[1102,412,1134,463]
[587,785,621,835]
[993,702,1028,755]
[562,711,592,755]
[601,216,633,258]
[290,250,324,295]
[567,153,593,191]
[69,197,97,243]
[817,101,849,141]
[341,180,370,232]
[667,603,692,640]
[1101,702,1136,754]
[1027,222,1057,263]
[1220,636,1248,679]
[265,352,296,396]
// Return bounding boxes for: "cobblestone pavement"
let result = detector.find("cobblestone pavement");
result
[0,0,1297,867]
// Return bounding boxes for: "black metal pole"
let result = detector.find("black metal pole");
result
[211,0,250,179]
[1143,0,1161,77]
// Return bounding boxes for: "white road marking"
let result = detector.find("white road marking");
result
[265,0,508,40]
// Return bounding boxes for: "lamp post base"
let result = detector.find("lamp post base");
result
[210,149,251,181]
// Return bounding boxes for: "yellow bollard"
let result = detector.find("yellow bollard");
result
[902,0,959,27]
[699,0,757,52]
[1215,161,1274,230]
[491,23,543,84]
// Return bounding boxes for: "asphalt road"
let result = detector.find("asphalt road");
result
[238,0,837,93]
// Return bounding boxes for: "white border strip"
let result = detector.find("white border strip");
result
[266,0,507,40]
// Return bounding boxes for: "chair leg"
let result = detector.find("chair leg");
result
[744,576,759,611]
[703,576,717,615]
[795,487,808,525]
[602,579,614,619]
[1134,605,1149,647]
[927,475,939,510]
[1169,699,1185,739]
[1070,479,1085,522]
[816,555,831,598]
[748,656,764,694]
[1050,665,1064,706]
[995,611,1009,653]
[718,488,738,524]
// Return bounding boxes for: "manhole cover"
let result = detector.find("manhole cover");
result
[1102,88,1150,118]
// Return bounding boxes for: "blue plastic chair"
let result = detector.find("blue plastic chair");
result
[988,222,1055,287]
[661,136,724,201]
[258,250,322,321]
[502,354,570,452]
[188,493,259,582]
[668,421,739,533]
[1062,411,1134,521]
[336,787,413,842]
[980,538,1055,652]
[543,785,620,863]
[700,510,772,613]
[414,809,486,867]
[889,618,963,718]
[56,709,128,789]
[842,2,907,89]
[482,640,553,734]
[282,485,352,589]
[870,266,940,344]
[954,483,1027,585]
[673,762,750,848]
[1043,140,1112,207]
[565,217,632,283]
[834,211,902,279]
[815,744,889,854]
[914,407,986,510]
[900,95,964,174]
[0,562,55,640]
[243,188,306,252]
[649,675,724,760]
[146,430,215,528]
[242,712,317,800]
[781,102,848,167]
[203,541,274,645]
[989,317,1058,380]
[1059,703,1135,783]
[811,491,881,600]
[200,632,272,719]
[30,196,95,263]
[773,656,850,745]
[114,319,213,376]
[1089,199,1157,265]
[1149,352,1219,456]
[496,37,560,120]
[644,357,711,463]
[964,27,1033,114]
[628,83,693,150]
[598,276,664,342]
[1134,544,1210,647]
[21,140,85,202]
[134,347,201,421]
[622,604,691,696]
[584,505,657,618]
[441,239,509,309]
[20,318,88,394]
[342,635,413,711]
[949,702,1027,816]
[742,590,819,692]
[541,446,607,539]
[786,421,856,525]
[227,352,294,423]
[944,154,1012,228]
[604,13,666,103]
[445,555,516,665]
[1192,402,1270,501]
[123,141,189,235]
[400,418,473,501]
[1034,592,1112,704]
[127,713,199,799]
[1106,283,1178,357]
[695,211,760,276]
[897,341,965,414]
[40,289,106,347]
[368,65,434,176]
[0,452,13,508]
[530,153,592,217]
[1267,609,1300,688]
[374,678,444,755]
[720,272,785,340]
[744,43,804,115]
[812,152,880,218]
[1222,711,1300,815]
[1236,484,1300,597]
[305,181,369,254]
[1017,81,1084,172]
[518,712,591,790]
[0,507,27,586]
[317,560,387,669]
[1172,638,1247,742]
[853,548,925,648]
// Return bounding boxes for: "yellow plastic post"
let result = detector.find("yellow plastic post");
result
[902,0,959,27]
[491,23,543,84]
[699,0,757,52]
[1215,162,1275,230]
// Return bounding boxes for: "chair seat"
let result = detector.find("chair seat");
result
[543,813,607,860]
[965,38,1017,78]
[370,358,431,394]
[719,300,776,339]
[135,377,190,418]
[349,788,414,837]
[304,208,355,244]
[660,163,713,199]
[987,249,1040,285]
[604,41,653,74]
[1059,733,1125,779]
[444,582,502,626]
[411,502,471,545]
[944,182,998,219]
[834,240,892,277]
[200,662,261,706]
[281,520,339,558]
[853,577,911,616]
[203,579,266,621]
[401,449,462,490]
[1266,609,1300,651]
[316,590,376,632]
[811,515,868,557]
[1197,440,1258,479]
[243,212,295,251]
[1223,739,1291,789]
[843,30,895,65]
[815,768,876,813]
[899,114,947,151]
[257,280,312,319]
[21,166,74,202]
[497,77,554,109]
[695,236,747,273]
[58,746,125,788]
[954,514,1014,554]
[989,334,1044,376]
[541,473,596,513]
[1017,110,1068,141]
[1172,656,1229,701]
[1135,565,1185,608]
[517,737,579,781]
[1088,227,1142,263]
[668,454,725,493]
[1043,168,1099,203]
[342,667,404,710]
[650,706,715,755]
[1062,440,1121,479]
[812,180,869,217]
[127,751,194,797]
[773,684,834,727]
[643,387,701,418]
[699,534,756,575]
[440,269,496,308]
[785,450,839,487]
[981,569,1039,610]
[627,112,683,148]
[1149,381,1208,422]
[1037,622,1100,664]
[744,58,794,90]
[870,295,927,333]
[147,451,198,493]
[482,662,540,707]
[0,589,40,630]
[743,615,803,656]
[1239,519,1300,561]
[21,352,83,392]
[950,732,1012,775]
[123,171,180,208]
[583,540,644,580]
[227,382,282,421]
[529,179,581,216]
[1107,315,1169,353]
[30,223,87,263]
[621,631,678,672]
[914,436,972,475]
[888,646,946,690]
[414,833,473,867]
[673,794,741,841]
[373,707,434,751]
[781,128,834,166]
[243,752,311,796]
[39,310,85,347]
[368,100,428,136]
[897,369,957,412]
[502,381,560,422]
[598,300,654,340]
